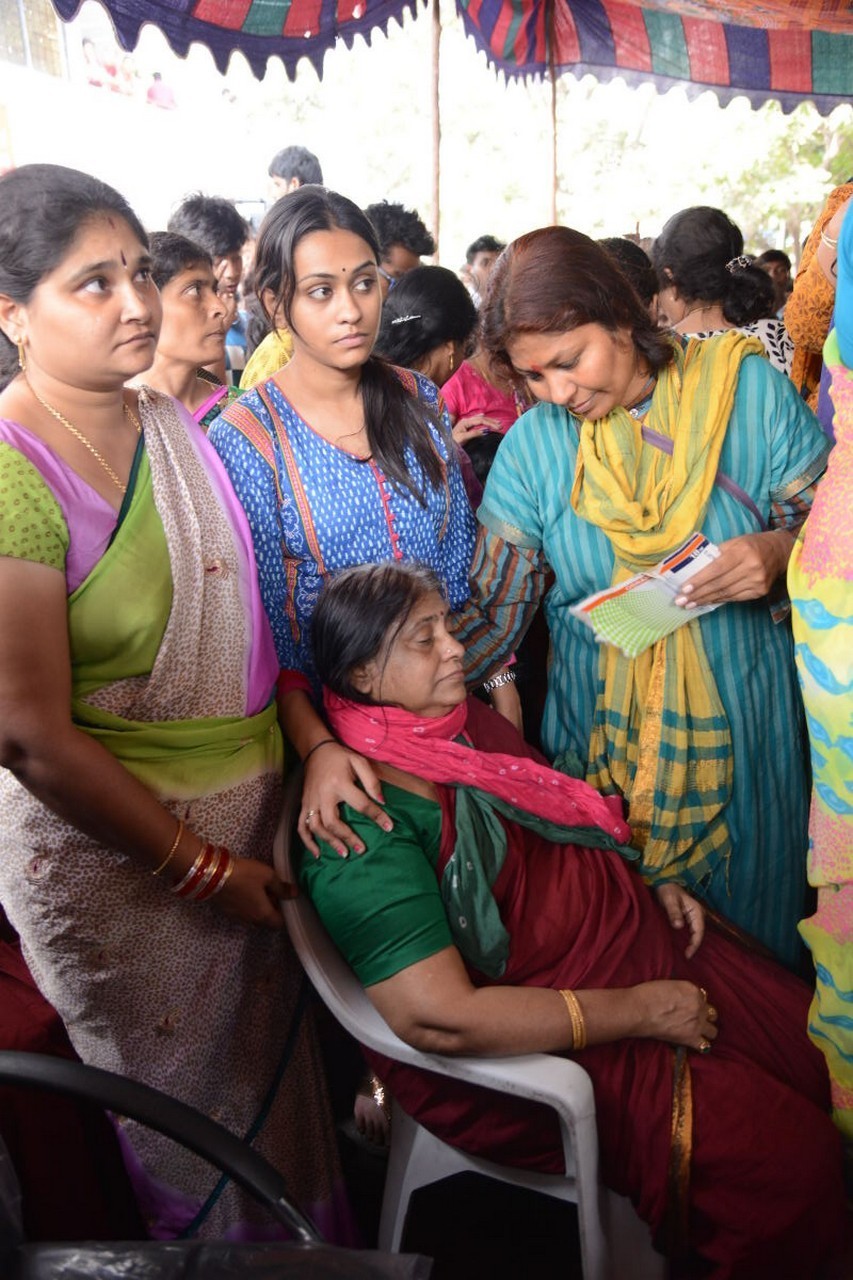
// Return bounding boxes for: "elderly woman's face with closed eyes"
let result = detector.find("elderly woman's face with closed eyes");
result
[355,592,466,717]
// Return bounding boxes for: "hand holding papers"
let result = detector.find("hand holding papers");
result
[570,533,722,659]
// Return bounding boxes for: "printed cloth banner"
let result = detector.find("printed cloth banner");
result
[459,0,853,112]
[51,0,853,107]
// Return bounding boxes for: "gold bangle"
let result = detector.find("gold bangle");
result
[821,229,839,251]
[153,819,184,876]
[558,988,587,1051]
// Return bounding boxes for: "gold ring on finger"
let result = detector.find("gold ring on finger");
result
[305,809,317,821]
[698,1037,711,1054]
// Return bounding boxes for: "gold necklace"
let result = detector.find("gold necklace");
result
[27,383,141,494]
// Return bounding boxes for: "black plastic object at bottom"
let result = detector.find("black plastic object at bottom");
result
[0,1052,318,1241]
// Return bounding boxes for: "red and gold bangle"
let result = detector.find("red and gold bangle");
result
[191,846,225,900]
[207,854,236,899]
[172,843,215,898]
[195,848,235,901]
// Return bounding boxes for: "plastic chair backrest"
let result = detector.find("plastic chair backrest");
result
[275,771,434,1064]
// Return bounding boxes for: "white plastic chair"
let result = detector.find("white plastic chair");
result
[275,772,664,1280]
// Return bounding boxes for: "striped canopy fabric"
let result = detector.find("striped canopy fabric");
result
[51,0,421,78]
[459,0,853,111]
[51,0,853,109]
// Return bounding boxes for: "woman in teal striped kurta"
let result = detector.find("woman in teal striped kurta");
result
[457,229,829,969]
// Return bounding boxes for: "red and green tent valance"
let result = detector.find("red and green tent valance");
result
[51,0,422,78]
[458,0,853,112]
[50,0,853,111]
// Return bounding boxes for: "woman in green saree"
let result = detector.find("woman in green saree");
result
[0,165,346,1240]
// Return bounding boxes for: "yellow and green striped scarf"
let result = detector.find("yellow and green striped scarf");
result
[571,331,764,884]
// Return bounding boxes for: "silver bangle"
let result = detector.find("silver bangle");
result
[483,669,517,693]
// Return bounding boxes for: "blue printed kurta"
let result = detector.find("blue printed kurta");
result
[208,370,476,685]
[463,353,829,967]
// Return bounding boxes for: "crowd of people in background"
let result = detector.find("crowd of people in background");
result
[0,143,850,1279]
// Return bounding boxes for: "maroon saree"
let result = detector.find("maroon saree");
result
[366,700,845,1279]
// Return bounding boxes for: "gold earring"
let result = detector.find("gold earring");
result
[448,348,455,374]
[16,339,26,372]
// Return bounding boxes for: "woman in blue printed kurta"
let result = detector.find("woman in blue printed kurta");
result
[208,187,476,859]
[456,228,829,969]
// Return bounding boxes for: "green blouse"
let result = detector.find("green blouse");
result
[0,443,67,569]
[298,782,452,987]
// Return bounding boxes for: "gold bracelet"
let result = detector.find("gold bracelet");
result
[152,819,184,876]
[558,988,587,1051]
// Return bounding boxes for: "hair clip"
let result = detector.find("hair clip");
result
[390,313,421,325]
[725,255,752,273]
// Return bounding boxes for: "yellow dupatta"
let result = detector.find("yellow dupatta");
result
[571,331,765,882]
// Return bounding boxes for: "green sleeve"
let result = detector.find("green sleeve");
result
[0,443,67,570]
[297,787,453,987]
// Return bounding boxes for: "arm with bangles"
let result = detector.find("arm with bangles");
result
[0,556,286,927]
[306,807,714,1057]
[370,946,716,1059]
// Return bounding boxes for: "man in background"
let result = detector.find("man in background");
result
[267,146,323,202]
[756,249,793,317]
[364,200,435,297]
[462,234,505,307]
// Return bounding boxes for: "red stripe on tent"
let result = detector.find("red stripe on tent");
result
[284,0,322,35]
[490,1,516,58]
[466,0,484,23]
[553,1,581,63]
[511,0,540,66]
[682,15,729,84]
[768,27,813,90]
[192,0,253,28]
[602,1,652,72]
[533,0,548,64]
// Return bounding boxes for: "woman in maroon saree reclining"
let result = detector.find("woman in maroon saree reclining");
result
[298,561,846,1280]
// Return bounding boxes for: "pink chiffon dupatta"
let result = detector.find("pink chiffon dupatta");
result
[323,692,630,843]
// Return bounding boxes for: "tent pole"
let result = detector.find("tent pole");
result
[431,0,441,261]
[548,0,557,224]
